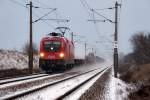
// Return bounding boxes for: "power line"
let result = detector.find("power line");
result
[41,19,69,22]
[33,9,55,26]
[118,0,123,23]
[91,9,114,23]
[35,0,52,8]
[82,0,91,10]
[32,9,68,29]
[9,0,51,27]
[80,0,111,45]
[33,8,57,23]
[21,0,28,4]
[9,0,27,8]
[54,10,70,25]
[32,11,55,28]
[93,7,115,11]
[91,10,113,43]
[30,6,55,9]
[37,7,55,9]
[34,8,69,29]
[8,0,56,31]
[32,0,70,28]
[79,0,114,53]
[54,10,60,25]
[24,0,54,9]
[27,4,57,23]
[79,0,91,17]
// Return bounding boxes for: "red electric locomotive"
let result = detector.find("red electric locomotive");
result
[39,32,74,73]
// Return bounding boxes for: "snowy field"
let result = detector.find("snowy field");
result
[80,69,136,100]
[0,50,38,70]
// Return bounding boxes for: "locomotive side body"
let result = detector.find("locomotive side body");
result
[39,33,74,72]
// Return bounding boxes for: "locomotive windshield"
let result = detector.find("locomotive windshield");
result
[44,41,61,52]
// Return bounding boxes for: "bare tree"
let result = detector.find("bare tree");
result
[22,42,38,55]
[130,32,150,64]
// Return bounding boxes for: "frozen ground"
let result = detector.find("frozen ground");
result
[1,49,134,100]
[0,53,134,100]
[80,69,136,100]
[68,60,112,74]
[0,49,38,70]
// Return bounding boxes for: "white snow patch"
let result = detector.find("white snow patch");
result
[64,67,109,100]
[107,71,135,100]
[15,69,102,100]
[68,61,112,74]
[0,50,38,70]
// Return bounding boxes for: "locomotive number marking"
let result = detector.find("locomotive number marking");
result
[48,55,55,59]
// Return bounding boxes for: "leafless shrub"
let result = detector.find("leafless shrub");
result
[130,32,150,65]
[22,42,38,55]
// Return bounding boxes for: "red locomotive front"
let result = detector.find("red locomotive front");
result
[39,32,74,73]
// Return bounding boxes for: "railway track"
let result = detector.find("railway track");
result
[0,72,46,80]
[0,73,49,85]
[0,66,111,100]
[56,67,110,100]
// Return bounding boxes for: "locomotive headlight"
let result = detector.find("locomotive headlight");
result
[40,52,44,57]
[59,53,64,58]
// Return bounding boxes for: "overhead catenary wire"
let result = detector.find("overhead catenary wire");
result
[79,0,114,54]
[92,7,115,11]
[9,0,27,8]
[21,0,28,4]
[82,0,91,10]
[33,8,57,23]
[91,9,113,53]
[32,11,56,28]
[10,0,56,29]
[31,1,70,30]
[91,6,113,43]
[35,0,53,8]
[31,6,55,9]
[89,8,115,44]
[32,9,57,28]
[53,10,70,26]
[28,5,56,29]
[91,9,114,23]
[79,0,92,18]
[33,0,70,28]
[81,0,115,23]
[118,0,123,24]
[10,0,114,48]
[54,10,60,25]
[23,0,54,9]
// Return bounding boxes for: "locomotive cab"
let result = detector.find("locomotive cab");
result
[39,32,74,72]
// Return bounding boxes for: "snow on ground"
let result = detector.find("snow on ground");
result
[79,68,136,100]
[0,50,38,70]
[69,61,112,74]
[64,68,109,100]
[108,76,130,100]
[17,69,102,100]
[108,70,137,100]
[99,70,136,100]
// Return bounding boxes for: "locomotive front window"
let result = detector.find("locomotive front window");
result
[44,41,61,52]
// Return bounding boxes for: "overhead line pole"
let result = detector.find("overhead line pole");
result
[27,1,58,74]
[85,43,87,59]
[87,1,120,78]
[84,42,87,64]
[29,1,33,74]
[71,32,74,42]
[114,2,119,78]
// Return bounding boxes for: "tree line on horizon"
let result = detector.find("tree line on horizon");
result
[121,32,150,65]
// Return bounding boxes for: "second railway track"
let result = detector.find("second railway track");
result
[0,73,49,85]
[0,66,111,100]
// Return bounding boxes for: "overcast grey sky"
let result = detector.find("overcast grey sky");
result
[0,0,150,57]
